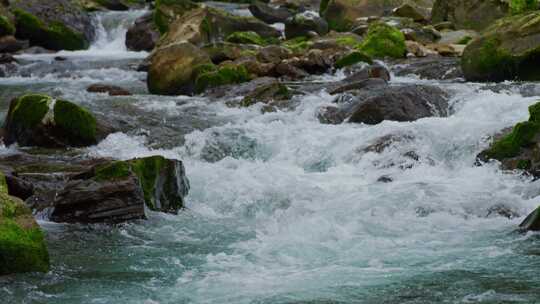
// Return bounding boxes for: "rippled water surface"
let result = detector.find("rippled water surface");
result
[2,9,540,304]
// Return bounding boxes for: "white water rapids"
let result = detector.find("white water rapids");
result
[1,8,540,304]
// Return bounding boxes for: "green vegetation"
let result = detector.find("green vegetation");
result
[226,31,272,46]
[94,161,131,182]
[53,100,97,144]
[0,193,49,275]
[131,156,167,210]
[358,22,406,59]
[195,64,251,93]
[335,51,373,69]
[457,36,473,45]
[282,36,312,54]
[510,0,538,15]
[0,15,15,36]
[461,37,516,81]
[9,94,51,128]
[0,172,7,194]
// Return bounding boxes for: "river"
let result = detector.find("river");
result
[1,8,540,304]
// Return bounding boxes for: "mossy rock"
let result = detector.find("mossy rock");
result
[509,0,538,15]
[11,1,92,51]
[482,102,540,160]
[241,81,292,107]
[195,64,251,93]
[0,192,50,275]
[432,0,509,31]
[3,94,98,147]
[0,172,7,194]
[225,31,269,46]
[462,11,540,81]
[358,22,406,59]
[0,15,15,37]
[335,51,373,69]
[520,206,540,231]
[53,99,97,144]
[282,36,313,54]
[154,0,200,34]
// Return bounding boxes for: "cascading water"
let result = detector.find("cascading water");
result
[2,7,540,304]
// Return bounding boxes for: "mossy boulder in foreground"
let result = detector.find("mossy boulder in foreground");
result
[3,94,100,148]
[0,173,49,275]
[10,0,95,50]
[462,12,540,82]
[477,102,540,176]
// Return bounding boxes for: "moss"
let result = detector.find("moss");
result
[130,156,167,210]
[225,31,267,46]
[529,102,540,123]
[0,15,15,36]
[358,22,406,59]
[193,63,217,76]
[154,0,199,34]
[12,9,87,50]
[456,36,473,45]
[517,159,532,169]
[462,37,516,81]
[10,94,52,128]
[0,172,7,195]
[320,0,330,16]
[486,121,540,159]
[0,193,49,275]
[195,64,251,93]
[510,0,538,15]
[53,100,97,143]
[335,36,362,48]
[282,36,312,54]
[334,51,373,69]
[94,161,131,182]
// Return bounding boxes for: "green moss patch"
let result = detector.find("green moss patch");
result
[226,31,267,46]
[335,51,373,69]
[53,100,97,144]
[9,94,52,128]
[0,15,15,36]
[282,36,312,54]
[130,156,167,210]
[0,172,7,195]
[154,0,199,34]
[0,193,49,275]
[195,64,251,93]
[358,22,406,59]
[94,161,131,182]
[510,0,538,15]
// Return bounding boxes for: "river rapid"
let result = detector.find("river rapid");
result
[1,8,540,304]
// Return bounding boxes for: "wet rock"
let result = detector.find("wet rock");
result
[241,78,292,107]
[0,189,49,275]
[405,40,437,57]
[0,35,28,53]
[0,53,17,64]
[275,59,309,79]
[377,175,393,183]
[125,12,159,52]
[153,0,200,34]
[329,78,387,95]
[431,0,509,31]
[520,206,540,231]
[477,102,540,178]
[356,22,406,59]
[391,56,463,80]
[392,3,429,22]
[202,42,260,63]
[54,56,67,61]
[16,46,54,54]
[147,42,212,95]
[438,29,479,45]
[317,105,345,124]
[11,0,95,50]
[462,12,540,82]
[486,204,520,219]
[334,50,372,69]
[249,0,295,24]
[158,6,281,48]
[3,94,107,148]
[342,84,449,124]
[83,0,145,11]
[194,63,251,93]
[257,45,292,63]
[87,84,132,96]
[362,133,415,154]
[284,11,328,39]
[402,26,441,45]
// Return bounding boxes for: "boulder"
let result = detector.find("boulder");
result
[462,12,540,82]
[431,0,509,31]
[402,26,441,45]
[11,0,95,50]
[392,3,430,22]
[321,0,433,31]
[391,56,463,80]
[520,206,540,231]
[438,29,479,45]
[225,31,270,46]
[147,42,212,95]
[0,189,49,275]
[477,102,540,177]
[357,22,406,59]
[158,6,281,48]
[202,42,260,63]
[0,13,15,37]
[249,0,295,24]
[334,50,372,69]
[0,35,28,53]
[87,84,132,96]
[125,12,160,52]
[284,11,328,39]
[194,63,251,93]
[80,0,146,11]
[3,94,106,147]
[153,0,200,34]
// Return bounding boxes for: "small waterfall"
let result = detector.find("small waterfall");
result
[89,9,148,54]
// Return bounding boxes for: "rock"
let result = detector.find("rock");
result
[462,12,540,82]
[275,60,309,79]
[434,21,454,31]
[0,13,15,37]
[249,0,295,24]
[17,46,54,54]
[0,35,27,53]
[391,56,463,80]
[147,42,212,95]
[427,43,461,57]
[158,6,281,48]
[392,3,430,22]
[3,94,104,148]
[27,155,190,223]
[334,50,372,69]
[11,0,95,50]
[202,42,260,63]
[486,204,520,219]
[317,105,345,124]
[357,22,406,59]
[329,78,387,95]
[431,0,509,31]
[477,102,540,177]
[284,11,328,39]
[405,40,437,57]
[341,84,449,124]
[240,78,292,107]
[438,29,479,45]
[125,12,159,52]
[342,63,391,82]
[0,53,17,64]
[87,84,132,96]
[225,31,269,46]
[195,63,251,93]
[0,189,49,275]
[321,0,433,31]
[153,0,200,34]
[257,45,293,63]
[82,0,146,11]
[520,206,540,231]
[402,26,441,44]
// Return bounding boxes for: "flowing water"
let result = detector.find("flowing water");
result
[2,9,540,304]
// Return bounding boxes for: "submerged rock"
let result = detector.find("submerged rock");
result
[520,206,540,231]
[462,12,540,82]
[87,84,132,96]
[11,0,95,50]
[2,94,106,148]
[0,173,49,275]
